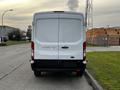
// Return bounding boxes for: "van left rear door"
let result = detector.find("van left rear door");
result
[34,18,59,59]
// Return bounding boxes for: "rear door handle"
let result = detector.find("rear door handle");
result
[61,46,69,49]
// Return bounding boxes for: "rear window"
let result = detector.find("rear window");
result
[35,18,83,43]
[35,19,58,42]
[59,19,82,42]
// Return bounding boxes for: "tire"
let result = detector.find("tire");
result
[76,71,81,77]
[34,71,42,77]
[76,67,86,77]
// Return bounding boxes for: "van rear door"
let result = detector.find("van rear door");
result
[34,18,59,59]
[59,18,83,60]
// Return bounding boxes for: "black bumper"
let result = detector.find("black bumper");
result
[31,59,86,72]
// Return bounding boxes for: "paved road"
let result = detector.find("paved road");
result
[0,44,93,90]
[87,46,120,52]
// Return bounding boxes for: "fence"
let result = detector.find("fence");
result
[87,35,120,46]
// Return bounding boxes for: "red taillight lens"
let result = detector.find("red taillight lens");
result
[31,41,34,50]
[83,41,86,60]
[83,41,86,50]
[31,41,34,60]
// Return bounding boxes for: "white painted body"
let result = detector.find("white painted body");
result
[32,11,86,60]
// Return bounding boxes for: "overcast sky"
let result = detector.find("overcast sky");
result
[0,0,120,31]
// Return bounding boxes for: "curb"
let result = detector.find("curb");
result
[84,69,104,90]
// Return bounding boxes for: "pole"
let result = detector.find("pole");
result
[1,11,6,36]
[85,0,88,29]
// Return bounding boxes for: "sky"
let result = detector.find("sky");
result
[0,0,120,31]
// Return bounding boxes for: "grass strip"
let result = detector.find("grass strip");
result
[87,52,120,90]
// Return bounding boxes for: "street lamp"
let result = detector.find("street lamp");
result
[1,9,13,27]
[0,9,13,43]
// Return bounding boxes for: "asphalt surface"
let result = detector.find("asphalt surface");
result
[0,44,93,90]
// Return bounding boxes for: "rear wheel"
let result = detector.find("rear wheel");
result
[76,67,86,77]
[34,71,42,77]
[76,71,81,76]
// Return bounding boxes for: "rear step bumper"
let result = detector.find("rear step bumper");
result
[30,60,86,72]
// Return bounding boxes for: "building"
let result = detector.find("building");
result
[0,25,27,42]
[87,27,120,46]
[0,25,20,37]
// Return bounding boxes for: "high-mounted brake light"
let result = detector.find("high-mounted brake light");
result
[53,11,64,13]
[31,41,34,60]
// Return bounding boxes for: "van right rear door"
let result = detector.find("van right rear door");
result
[58,16,84,60]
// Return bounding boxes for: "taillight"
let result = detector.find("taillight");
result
[83,41,86,60]
[31,41,34,50]
[83,41,86,50]
[31,41,34,60]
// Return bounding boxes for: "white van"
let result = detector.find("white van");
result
[30,11,87,77]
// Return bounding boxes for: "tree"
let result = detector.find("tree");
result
[8,29,21,41]
[27,25,32,41]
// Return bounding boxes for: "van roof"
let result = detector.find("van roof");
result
[34,11,83,16]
